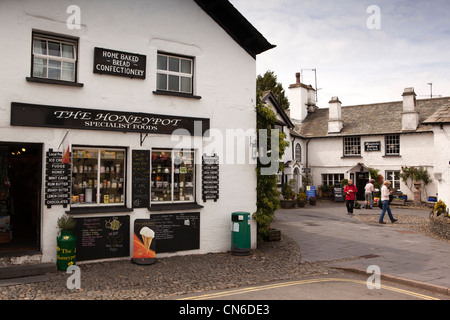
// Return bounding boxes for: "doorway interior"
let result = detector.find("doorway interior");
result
[355,171,369,201]
[0,143,42,255]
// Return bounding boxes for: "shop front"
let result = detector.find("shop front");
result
[8,101,216,263]
[0,0,274,264]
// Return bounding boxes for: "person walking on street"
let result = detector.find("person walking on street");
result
[364,179,375,209]
[379,180,398,224]
[344,179,358,215]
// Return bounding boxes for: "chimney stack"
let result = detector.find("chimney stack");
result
[328,96,343,133]
[401,87,419,131]
[288,72,316,123]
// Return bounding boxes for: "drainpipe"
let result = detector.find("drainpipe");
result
[305,139,310,168]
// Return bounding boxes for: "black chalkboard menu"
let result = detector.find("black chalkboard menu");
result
[150,212,200,253]
[334,187,344,202]
[45,149,71,208]
[74,215,130,261]
[132,150,150,208]
[202,154,219,202]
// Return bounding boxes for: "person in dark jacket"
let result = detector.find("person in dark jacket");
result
[344,179,358,215]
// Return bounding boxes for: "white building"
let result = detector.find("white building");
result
[279,73,450,205]
[0,0,274,262]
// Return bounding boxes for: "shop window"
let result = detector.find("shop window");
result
[156,53,193,94]
[71,148,126,206]
[151,150,195,203]
[385,134,400,155]
[343,136,361,156]
[30,32,78,83]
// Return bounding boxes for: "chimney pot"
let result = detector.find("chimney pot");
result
[402,87,419,131]
[328,96,343,133]
[295,72,300,84]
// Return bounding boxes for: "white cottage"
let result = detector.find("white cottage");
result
[283,72,450,205]
[0,0,274,263]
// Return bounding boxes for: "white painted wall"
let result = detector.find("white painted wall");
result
[0,0,259,262]
[307,132,437,201]
[431,125,450,208]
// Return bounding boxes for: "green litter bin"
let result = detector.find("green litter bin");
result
[57,230,77,271]
[231,212,251,256]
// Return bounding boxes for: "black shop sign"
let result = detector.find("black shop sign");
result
[364,141,381,152]
[202,154,219,202]
[94,47,146,79]
[11,102,210,136]
[45,149,71,208]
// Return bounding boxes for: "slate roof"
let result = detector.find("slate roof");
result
[423,104,450,124]
[261,91,294,129]
[194,0,276,58]
[295,97,450,138]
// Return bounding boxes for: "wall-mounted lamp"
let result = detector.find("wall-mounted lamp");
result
[434,172,442,181]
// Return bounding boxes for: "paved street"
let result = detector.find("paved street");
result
[1,201,449,303]
[272,201,450,292]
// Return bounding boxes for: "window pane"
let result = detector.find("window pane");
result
[168,57,179,72]
[33,39,47,55]
[62,44,74,59]
[151,151,172,202]
[62,62,75,81]
[173,151,194,202]
[33,57,47,78]
[180,59,191,74]
[180,76,191,93]
[48,41,61,57]
[71,149,99,205]
[157,55,167,70]
[48,60,61,80]
[157,73,167,90]
[168,75,179,91]
[100,150,125,204]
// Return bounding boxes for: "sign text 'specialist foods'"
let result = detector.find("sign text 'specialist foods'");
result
[11,102,209,136]
[93,47,146,79]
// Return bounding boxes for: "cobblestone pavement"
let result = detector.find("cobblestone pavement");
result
[0,234,339,300]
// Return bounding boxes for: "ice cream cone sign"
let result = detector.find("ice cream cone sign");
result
[140,227,155,254]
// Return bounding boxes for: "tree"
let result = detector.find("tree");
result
[253,73,290,241]
[257,70,290,110]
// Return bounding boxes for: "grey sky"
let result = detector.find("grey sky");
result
[230,0,450,107]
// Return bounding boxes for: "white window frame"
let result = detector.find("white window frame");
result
[385,134,400,155]
[344,136,361,156]
[322,173,344,187]
[150,149,196,204]
[156,53,194,94]
[31,33,78,82]
[71,147,127,207]
[386,170,401,190]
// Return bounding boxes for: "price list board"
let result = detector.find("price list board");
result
[74,215,130,261]
[202,154,219,202]
[45,149,71,208]
[131,150,150,208]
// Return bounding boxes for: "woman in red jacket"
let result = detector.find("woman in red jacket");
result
[344,179,358,215]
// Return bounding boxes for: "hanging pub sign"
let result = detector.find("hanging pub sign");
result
[202,154,219,202]
[364,141,381,152]
[10,102,210,136]
[45,149,71,208]
[93,47,146,79]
